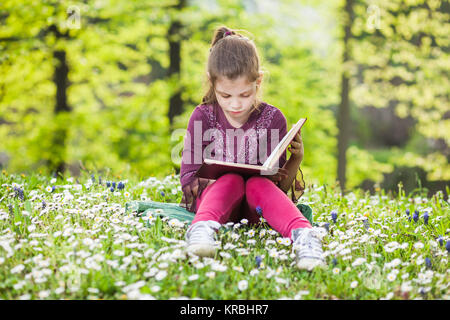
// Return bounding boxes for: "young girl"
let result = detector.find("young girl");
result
[179,26,325,271]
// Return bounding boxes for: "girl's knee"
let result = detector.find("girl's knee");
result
[246,175,272,192]
[217,173,245,189]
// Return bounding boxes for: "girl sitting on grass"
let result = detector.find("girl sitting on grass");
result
[179,26,325,271]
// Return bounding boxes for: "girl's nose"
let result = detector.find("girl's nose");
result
[231,98,242,110]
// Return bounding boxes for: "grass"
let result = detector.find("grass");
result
[0,170,449,300]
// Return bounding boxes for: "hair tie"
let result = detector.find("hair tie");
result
[209,30,249,52]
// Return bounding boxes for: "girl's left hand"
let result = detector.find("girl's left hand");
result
[288,129,304,162]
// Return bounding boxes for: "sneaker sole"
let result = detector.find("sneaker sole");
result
[187,244,216,257]
[296,258,326,271]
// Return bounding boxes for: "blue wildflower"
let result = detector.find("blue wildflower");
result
[419,287,426,296]
[14,186,24,201]
[324,222,330,232]
[425,257,432,269]
[437,236,443,247]
[406,209,411,221]
[255,255,262,268]
[423,212,429,225]
[413,210,419,223]
[112,181,116,189]
[255,206,263,216]
[110,187,114,192]
[42,200,46,210]
[331,210,338,223]
[106,181,111,188]
[91,174,95,183]
[332,257,337,266]
[117,181,125,190]
[363,219,370,230]
[446,241,450,253]
[160,191,165,197]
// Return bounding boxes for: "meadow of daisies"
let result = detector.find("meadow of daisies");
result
[0,170,449,300]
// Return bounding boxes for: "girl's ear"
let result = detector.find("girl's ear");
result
[206,72,211,81]
[256,72,263,87]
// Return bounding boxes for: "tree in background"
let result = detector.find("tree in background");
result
[167,0,187,127]
[337,0,354,193]
[348,0,449,191]
[0,0,177,178]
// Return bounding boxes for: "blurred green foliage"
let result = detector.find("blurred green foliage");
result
[0,0,448,190]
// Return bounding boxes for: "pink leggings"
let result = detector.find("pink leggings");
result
[193,173,311,239]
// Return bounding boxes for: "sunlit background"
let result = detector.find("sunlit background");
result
[0,0,449,196]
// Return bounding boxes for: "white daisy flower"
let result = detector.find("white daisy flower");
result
[155,270,167,281]
[11,264,25,274]
[233,266,244,273]
[387,272,397,282]
[247,230,255,238]
[238,280,248,291]
[250,269,260,276]
[151,285,160,292]
[413,242,424,249]
[351,258,366,267]
[188,274,199,281]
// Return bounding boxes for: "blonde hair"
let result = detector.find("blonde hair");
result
[202,26,263,112]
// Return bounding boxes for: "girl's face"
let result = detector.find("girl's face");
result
[214,75,262,124]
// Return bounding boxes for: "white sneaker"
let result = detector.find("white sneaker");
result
[292,227,326,271]
[185,220,221,257]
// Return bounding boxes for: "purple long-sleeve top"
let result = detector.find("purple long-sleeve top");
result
[179,101,305,212]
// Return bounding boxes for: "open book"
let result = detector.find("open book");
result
[194,117,307,180]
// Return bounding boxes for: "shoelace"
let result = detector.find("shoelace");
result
[293,229,324,259]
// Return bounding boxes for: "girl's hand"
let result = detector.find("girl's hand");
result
[288,129,304,162]
[266,168,289,184]
[192,179,215,197]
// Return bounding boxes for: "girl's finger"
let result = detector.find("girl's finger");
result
[291,141,301,148]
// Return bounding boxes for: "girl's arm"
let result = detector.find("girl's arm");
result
[278,130,304,193]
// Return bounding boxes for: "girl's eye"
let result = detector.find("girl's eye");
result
[221,94,250,98]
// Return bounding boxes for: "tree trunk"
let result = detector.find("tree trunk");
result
[51,49,70,175]
[337,0,354,194]
[167,0,186,127]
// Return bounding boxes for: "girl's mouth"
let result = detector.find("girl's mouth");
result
[230,111,242,114]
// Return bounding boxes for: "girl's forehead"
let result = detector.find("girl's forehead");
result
[215,76,254,91]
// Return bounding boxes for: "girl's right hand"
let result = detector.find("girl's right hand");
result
[266,168,289,185]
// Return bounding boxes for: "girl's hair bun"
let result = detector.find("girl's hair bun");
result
[210,27,242,47]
